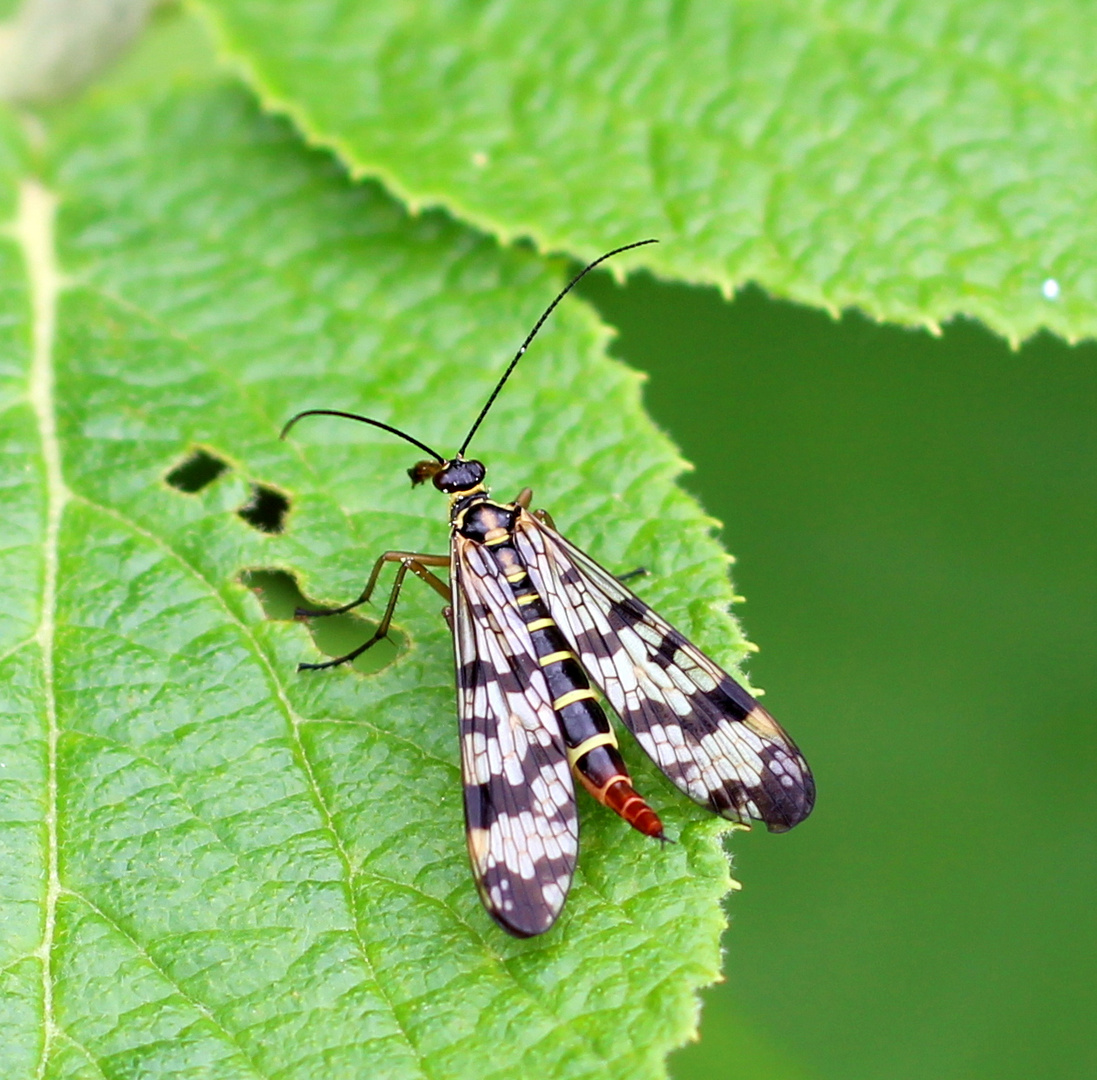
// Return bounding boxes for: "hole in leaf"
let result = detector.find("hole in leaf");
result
[238,486,290,534]
[166,449,230,493]
[241,569,404,675]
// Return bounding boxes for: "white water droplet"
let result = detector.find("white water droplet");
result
[1042,278,1060,300]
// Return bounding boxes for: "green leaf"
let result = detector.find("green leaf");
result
[0,17,761,1078]
[193,0,1097,345]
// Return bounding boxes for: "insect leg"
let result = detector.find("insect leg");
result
[296,551,449,617]
[399,555,451,600]
[518,489,567,533]
[298,553,450,671]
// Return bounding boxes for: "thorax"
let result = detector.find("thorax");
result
[452,495,519,546]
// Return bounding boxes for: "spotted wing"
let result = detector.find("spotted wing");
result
[451,535,579,937]
[514,512,815,832]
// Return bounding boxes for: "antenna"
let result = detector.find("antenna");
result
[280,409,445,462]
[457,239,657,456]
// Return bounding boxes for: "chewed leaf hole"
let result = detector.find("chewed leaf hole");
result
[241,569,404,675]
[238,485,290,534]
[166,449,229,493]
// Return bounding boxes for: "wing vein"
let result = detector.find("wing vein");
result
[513,511,815,831]
[452,534,578,937]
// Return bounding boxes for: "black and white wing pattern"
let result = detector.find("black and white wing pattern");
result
[514,512,815,832]
[451,536,579,937]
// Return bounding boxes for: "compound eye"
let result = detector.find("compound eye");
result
[433,459,486,493]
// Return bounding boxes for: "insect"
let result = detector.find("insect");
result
[281,240,814,937]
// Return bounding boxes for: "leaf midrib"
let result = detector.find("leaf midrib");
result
[14,178,65,1080]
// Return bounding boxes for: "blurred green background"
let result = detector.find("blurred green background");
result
[578,274,1097,1080]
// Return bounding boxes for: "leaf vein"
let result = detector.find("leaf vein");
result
[14,178,66,1080]
[68,493,434,1079]
[56,890,273,1080]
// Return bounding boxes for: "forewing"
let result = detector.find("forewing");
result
[451,535,579,937]
[514,512,815,831]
